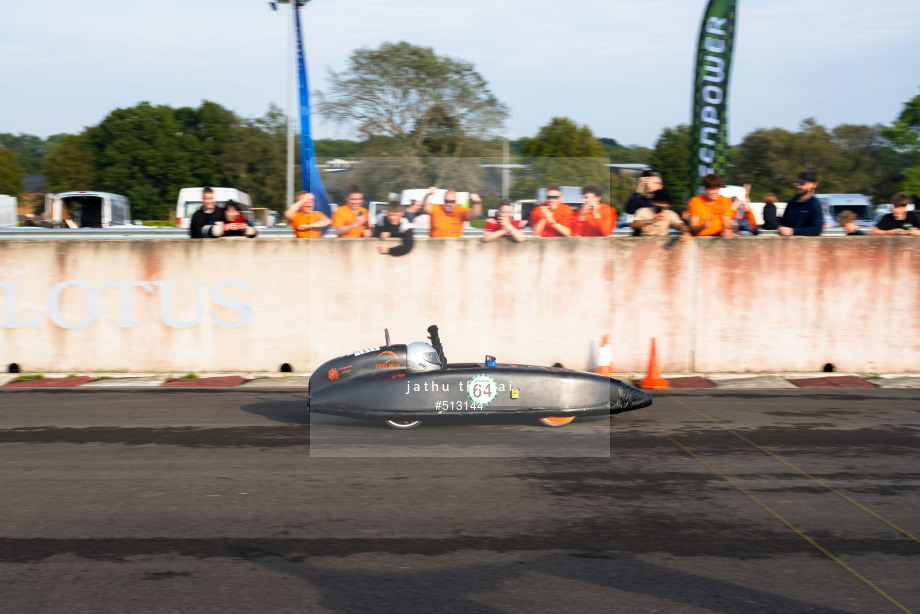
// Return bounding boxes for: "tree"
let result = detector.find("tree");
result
[730,119,890,202]
[598,137,652,164]
[512,118,609,202]
[221,104,287,211]
[828,124,885,197]
[882,91,920,197]
[520,117,606,158]
[44,101,305,218]
[0,133,58,175]
[0,147,26,195]
[84,100,236,219]
[317,41,508,161]
[314,139,361,159]
[43,132,99,193]
[650,124,692,203]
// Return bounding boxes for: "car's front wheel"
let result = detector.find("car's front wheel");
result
[384,419,423,430]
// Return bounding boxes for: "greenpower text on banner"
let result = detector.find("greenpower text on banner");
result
[689,0,737,191]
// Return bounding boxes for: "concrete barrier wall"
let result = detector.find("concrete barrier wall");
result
[1,237,918,373]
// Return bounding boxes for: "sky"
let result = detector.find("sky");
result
[2,0,919,149]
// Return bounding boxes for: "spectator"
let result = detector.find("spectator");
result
[870,192,920,236]
[573,185,616,237]
[530,183,575,237]
[483,199,525,243]
[730,184,758,235]
[285,191,331,238]
[404,199,423,223]
[332,184,371,238]
[373,201,414,256]
[221,201,258,238]
[688,174,734,239]
[631,189,690,239]
[422,187,482,237]
[189,186,224,238]
[778,170,823,236]
[761,193,779,230]
[23,214,36,227]
[838,211,865,236]
[625,171,663,215]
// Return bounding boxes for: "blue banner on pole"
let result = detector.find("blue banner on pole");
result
[294,4,331,218]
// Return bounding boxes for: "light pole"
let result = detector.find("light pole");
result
[502,133,513,200]
[269,1,309,209]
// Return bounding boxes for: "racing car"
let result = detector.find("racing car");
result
[308,325,653,429]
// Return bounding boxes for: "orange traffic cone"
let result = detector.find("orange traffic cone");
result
[640,338,669,390]
[596,335,614,376]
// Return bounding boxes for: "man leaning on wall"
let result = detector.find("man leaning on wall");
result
[374,201,415,255]
[688,174,734,239]
[285,191,331,238]
[530,183,575,237]
[777,170,824,236]
[332,184,372,238]
[572,185,616,237]
[189,186,224,238]
[632,189,690,239]
[482,199,526,243]
[423,187,481,237]
[625,171,663,215]
[870,192,920,236]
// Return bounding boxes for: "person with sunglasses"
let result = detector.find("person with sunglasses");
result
[530,183,575,237]
[422,186,482,237]
[777,170,823,236]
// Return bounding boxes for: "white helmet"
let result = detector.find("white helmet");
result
[407,342,441,372]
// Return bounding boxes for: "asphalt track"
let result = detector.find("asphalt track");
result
[0,389,918,613]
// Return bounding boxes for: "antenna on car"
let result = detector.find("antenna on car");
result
[427,325,447,367]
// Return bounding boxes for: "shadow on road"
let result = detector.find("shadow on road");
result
[240,398,311,425]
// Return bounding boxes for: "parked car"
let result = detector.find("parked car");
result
[815,194,875,231]
[48,192,133,228]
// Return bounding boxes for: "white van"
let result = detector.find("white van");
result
[395,189,471,207]
[0,195,17,227]
[815,194,874,231]
[176,187,252,229]
[48,192,132,228]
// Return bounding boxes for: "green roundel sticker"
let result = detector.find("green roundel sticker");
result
[467,374,497,406]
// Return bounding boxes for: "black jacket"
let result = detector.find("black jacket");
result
[372,218,414,256]
[189,206,224,238]
[625,192,654,215]
[761,202,778,230]
[780,196,824,236]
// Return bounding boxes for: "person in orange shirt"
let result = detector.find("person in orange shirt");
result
[284,191,331,238]
[332,184,371,238]
[422,186,482,237]
[688,174,734,239]
[573,184,617,236]
[530,183,575,237]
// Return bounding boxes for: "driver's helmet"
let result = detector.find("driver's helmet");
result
[407,342,441,372]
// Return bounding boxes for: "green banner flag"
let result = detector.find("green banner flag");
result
[690,0,737,190]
